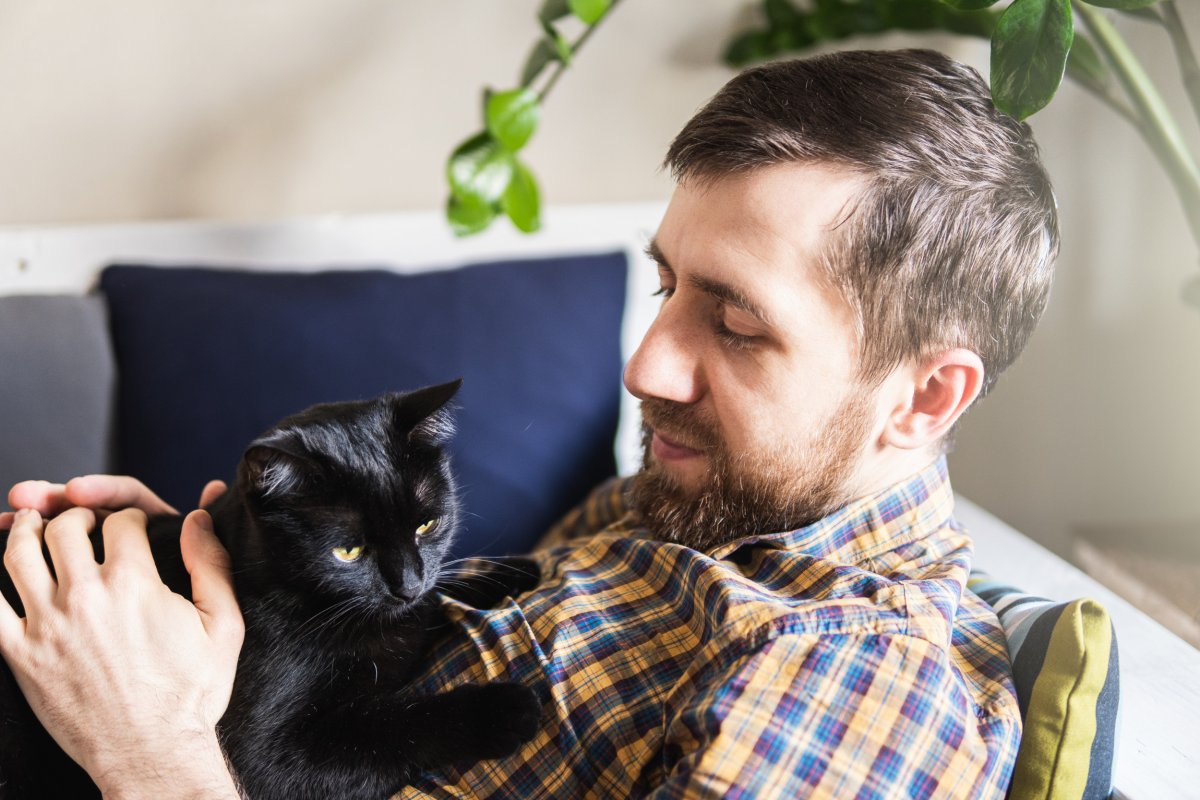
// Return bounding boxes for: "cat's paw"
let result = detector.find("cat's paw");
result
[467,682,543,760]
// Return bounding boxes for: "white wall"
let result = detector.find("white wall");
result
[0,0,712,223]
[949,9,1200,557]
[0,1,1196,558]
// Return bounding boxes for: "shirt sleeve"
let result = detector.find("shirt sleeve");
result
[649,632,1017,799]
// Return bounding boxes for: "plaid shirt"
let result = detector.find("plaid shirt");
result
[400,458,1020,798]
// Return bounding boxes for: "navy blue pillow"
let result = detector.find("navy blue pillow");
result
[99,254,627,557]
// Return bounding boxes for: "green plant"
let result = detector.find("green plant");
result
[446,1,1200,303]
[725,0,1200,304]
[443,0,620,236]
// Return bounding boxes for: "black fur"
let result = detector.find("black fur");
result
[0,380,542,799]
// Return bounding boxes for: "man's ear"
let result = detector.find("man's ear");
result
[881,348,985,450]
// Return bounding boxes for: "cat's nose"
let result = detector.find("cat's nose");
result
[380,579,417,603]
[380,561,424,602]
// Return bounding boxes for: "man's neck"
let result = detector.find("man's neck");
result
[847,447,941,505]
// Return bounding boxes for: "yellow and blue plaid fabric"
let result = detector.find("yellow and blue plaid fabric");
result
[400,458,1021,798]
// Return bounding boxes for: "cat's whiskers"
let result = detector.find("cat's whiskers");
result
[437,559,532,577]
[435,570,512,590]
[440,556,524,569]
[431,579,479,594]
[309,606,371,645]
[295,596,368,640]
[229,559,272,577]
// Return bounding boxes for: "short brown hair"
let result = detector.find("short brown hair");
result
[665,48,1058,397]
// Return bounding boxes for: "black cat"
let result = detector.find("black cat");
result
[0,380,543,799]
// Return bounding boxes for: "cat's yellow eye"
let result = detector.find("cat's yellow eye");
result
[332,545,364,563]
[416,519,439,537]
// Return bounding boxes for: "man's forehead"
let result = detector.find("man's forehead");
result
[651,163,863,313]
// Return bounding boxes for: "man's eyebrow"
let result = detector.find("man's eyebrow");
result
[644,240,670,270]
[644,238,776,328]
[690,274,778,329]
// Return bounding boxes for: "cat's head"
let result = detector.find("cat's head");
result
[231,380,463,616]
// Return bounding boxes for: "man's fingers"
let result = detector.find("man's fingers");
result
[100,508,156,574]
[179,511,243,650]
[7,481,73,518]
[0,587,25,652]
[43,508,100,587]
[64,476,178,517]
[198,480,227,508]
[7,475,175,523]
[3,509,55,608]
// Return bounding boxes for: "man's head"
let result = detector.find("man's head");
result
[625,49,1058,549]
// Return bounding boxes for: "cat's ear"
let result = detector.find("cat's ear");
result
[394,379,462,442]
[242,443,311,499]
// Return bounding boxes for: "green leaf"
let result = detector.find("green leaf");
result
[991,0,1074,120]
[1066,34,1109,88]
[887,0,941,31]
[447,132,515,203]
[723,30,776,66]
[486,88,541,152]
[568,0,611,25]
[721,0,999,63]
[543,22,573,65]
[764,0,800,28]
[943,5,1001,37]
[521,38,559,86]
[503,161,542,233]
[1081,0,1159,9]
[538,0,571,25]
[940,0,1001,9]
[447,193,498,237]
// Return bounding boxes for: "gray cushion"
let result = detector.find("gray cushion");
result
[0,295,114,503]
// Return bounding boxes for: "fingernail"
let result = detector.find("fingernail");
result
[192,511,213,534]
[14,508,33,522]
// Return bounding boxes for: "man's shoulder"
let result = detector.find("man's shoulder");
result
[673,545,1018,718]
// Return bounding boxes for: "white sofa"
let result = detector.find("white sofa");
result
[0,204,1195,798]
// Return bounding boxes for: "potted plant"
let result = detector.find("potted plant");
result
[444,0,1200,305]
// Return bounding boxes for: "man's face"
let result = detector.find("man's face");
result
[623,163,882,549]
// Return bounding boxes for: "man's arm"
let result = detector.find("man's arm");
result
[0,506,244,799]
[651,631,1020,799]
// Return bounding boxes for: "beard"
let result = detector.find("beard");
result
[629,390,875,552]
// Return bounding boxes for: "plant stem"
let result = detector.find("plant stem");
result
[538,0,624,103]
[1075,2,1200,254]
[1159,2,1200,134]
[1067,58,1145,132]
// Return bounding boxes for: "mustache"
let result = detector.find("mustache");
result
[639,399,720,451]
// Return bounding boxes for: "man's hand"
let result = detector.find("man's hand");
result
[0,506,244,799]
[1,475,228,528]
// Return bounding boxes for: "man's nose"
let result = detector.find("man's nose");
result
[623,307,703,404]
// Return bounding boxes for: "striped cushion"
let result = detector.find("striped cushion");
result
[969,572,1119,800]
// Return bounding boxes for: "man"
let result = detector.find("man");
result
[0,48,1056,797]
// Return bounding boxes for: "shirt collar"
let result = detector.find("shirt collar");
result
[706,457,956,567]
